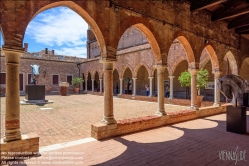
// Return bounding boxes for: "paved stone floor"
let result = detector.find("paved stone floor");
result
[2,113,248,166]
[0,94,190,147]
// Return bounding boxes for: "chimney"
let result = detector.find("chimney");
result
[52,50,54,55]
[45,48,48,54]
[24,43,28,52]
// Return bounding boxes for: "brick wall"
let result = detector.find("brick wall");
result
[0,53,85,95]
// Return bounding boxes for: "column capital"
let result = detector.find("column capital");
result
[188,62,199,70]
[148,77,154,79]
[154,64,167,70]
[119,78,123,80]
[101,61,114,70]
[132,77,137,80]
[212,70,222,77]
[99,78,103,80]
[2,45,25,54]
[188,69,199,75]
[168,76,175,78]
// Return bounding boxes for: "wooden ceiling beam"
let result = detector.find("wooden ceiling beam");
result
[190,0,227,12]
[228,14,249,29]
[235,25,249,33]
[212,7,249,21]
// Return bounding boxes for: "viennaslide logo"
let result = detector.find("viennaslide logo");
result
[218,146,247,165]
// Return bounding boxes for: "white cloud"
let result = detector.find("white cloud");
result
[54,46,87,58]
[26,7,88,47]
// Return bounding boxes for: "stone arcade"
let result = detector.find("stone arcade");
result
[1,0,249,159]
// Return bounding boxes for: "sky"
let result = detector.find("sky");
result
[6,7,88,58]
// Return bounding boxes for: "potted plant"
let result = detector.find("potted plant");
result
[71,77,84,93]
[178,69,209,107]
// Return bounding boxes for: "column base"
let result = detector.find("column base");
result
[4,128,21,142]
[101,116,117,125]
[1,133,39,161]
[190,105,199,110]
[213,103,221,106]
[155,109,166,116]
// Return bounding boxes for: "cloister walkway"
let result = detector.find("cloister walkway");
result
[2,113,249,166]
[0,94,190,147]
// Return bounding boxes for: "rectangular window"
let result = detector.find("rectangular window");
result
[67,75,73,85]
[0,73,6,84]
[52,75,59,85]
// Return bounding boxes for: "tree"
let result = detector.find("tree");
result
[178,69,209,97]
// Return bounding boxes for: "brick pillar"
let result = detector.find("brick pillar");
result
[85,78,88,92]
[99,79,103,93]
[189,69,198,110]
[119,78,123,95]
[101,61,116,124]
[92,79,94,92]
[132,78,137,97]
[2,46,24,142]
[149,77,153,97]
[213,71,221,106]
[155,65,166,116]
[168,76,175,99]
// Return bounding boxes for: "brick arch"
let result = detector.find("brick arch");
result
[92,70,99,79]
[113,68,120,78]
[85,71,92,80]
[121,66,134,78]
[24,1,107,59]
[199,45,219,71]
[224,51,238,75]
[176,36,195,64]
[118,17,161,63]
[134,63,151,78]
[167,37,192,75]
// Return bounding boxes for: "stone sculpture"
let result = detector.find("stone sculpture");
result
[218,74,248,105]
[31,64,40,85]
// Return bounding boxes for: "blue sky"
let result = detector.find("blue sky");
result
[12,7,88,58]
[0,32,3,48]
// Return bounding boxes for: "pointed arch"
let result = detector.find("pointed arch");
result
[122,66,133,78]
[92,70,98,79]
[85,71,91,80]
[24,1,107,58]
[224,51,238,75]
[134,63,150,78]
[167,38,189,75]
[176,36,195,64]
[199,45,219,71]
[113,67,120,78]
[118,15,162,62]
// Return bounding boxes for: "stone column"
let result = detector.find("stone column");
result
[92,79,94,92]
[189,69,198,110]
[213,71,221,106]
[168,76,175,99]
[132,78,137,96]
[101,61,116,124]
[119,78,123,95]
[85,78,88,92]
[3,46,24,142]
[99,79,103,93]
[149,77,153,97]
[155,65,166,116]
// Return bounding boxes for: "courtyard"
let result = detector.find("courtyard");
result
[0,94,190,147]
